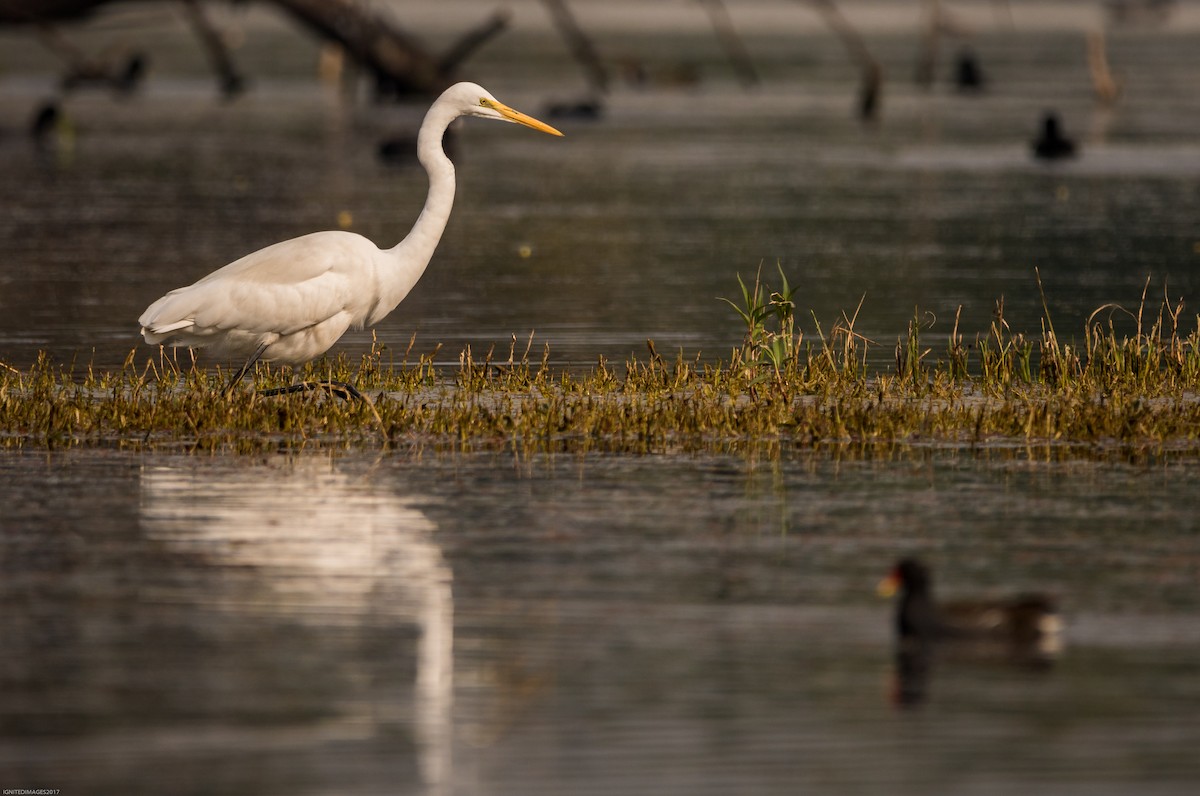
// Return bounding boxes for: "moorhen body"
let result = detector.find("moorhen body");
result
[878,558,1062,662]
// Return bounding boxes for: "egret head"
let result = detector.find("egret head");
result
[447,82,563,136]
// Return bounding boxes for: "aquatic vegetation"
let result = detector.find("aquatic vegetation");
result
[3,283,1200,454]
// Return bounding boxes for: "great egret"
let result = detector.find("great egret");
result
[139,82,563,396]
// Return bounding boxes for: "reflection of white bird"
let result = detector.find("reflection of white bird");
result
[138,82,563,395]
[141,460,455,789]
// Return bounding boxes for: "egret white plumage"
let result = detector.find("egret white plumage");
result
[139,82,562,396]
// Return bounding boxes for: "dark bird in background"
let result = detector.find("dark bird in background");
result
[545,97,604,121]
[29,101,60,140]
[954,49,985,92]
[1032,112,1077,160]
[378,129,457,167]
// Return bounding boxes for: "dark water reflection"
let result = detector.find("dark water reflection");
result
[2,447,1200,794]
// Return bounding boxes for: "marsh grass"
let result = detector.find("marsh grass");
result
[4,281,1200,453]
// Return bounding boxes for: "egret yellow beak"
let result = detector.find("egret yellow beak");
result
[877,573,901,598]
[484,99,564,136]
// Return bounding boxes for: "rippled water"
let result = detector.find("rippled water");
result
[2,4,1199,370]
[3,448,1200,795]
[3,4,1200,794]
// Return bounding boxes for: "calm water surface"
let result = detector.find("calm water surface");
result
[1,8,1199,369]
[3,5,1200,794]
[2,447,1200,794]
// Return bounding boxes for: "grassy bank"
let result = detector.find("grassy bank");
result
[3,280,1200,454]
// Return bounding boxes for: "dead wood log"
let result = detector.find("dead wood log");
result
[3,1,510,98]
[180,0,246,98]
[540,0,608,95]
[270,0,509,98]
[697,0,759,87]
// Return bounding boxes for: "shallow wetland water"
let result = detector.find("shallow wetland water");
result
[2,2,1200,794]
[3,447,1200,794]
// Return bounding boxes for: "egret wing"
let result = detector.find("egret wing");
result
[142,231,380,340]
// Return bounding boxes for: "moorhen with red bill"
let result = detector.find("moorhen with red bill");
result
[878,558,1063,663]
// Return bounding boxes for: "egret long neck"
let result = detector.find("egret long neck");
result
[378,112,458,319]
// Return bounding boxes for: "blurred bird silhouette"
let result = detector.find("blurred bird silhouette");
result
[879,558,1062,706]
[1032,112,1077,160]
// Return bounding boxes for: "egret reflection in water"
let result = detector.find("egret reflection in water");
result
[139,458,453,793]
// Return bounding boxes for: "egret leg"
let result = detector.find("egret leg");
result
[258,380,385,430]
[258,380,366,402]
[221,342,269,396]
[222,348,364,404]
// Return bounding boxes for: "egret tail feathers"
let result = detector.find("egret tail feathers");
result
[140,317,195,344]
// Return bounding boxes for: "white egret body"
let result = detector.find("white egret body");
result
[138,82,562,392]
